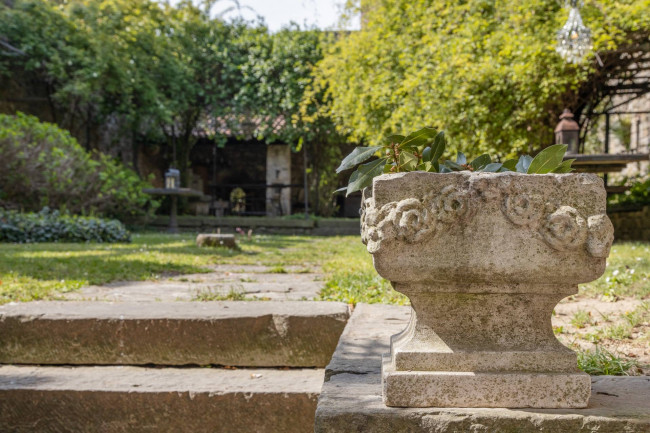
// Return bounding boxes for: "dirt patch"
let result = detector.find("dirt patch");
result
[554,296,650,373]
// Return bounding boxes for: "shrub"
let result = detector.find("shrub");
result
[0,112,159,219]
[0,207,131,243]
[608,175,650,208]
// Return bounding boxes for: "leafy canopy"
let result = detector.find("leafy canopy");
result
[315,0,650,158]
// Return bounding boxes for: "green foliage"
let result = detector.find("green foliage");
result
[314,0,650,157]
[0,207,131,243]
[0,2,349,216]
[0,113,158,218]
[340,127,573,195]
[608,175,650,208]
[577,346,639,376]
[235,26,348,216]
[319,270,408,306]
[570,310,592,329]
[0,0,253,186]
[193,286,249,301]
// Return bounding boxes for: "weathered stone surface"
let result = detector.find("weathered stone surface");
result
[196,233,238,248]
[315,304,650,432]
[0,301,349,367]
[63,265,323,302]
[0,365,322,433]
[360,172,614,407]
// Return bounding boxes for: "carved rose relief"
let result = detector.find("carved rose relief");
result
[361,177,613,258]
[434,185,472,223]
[502,193,540,227]
[586,214,615,258]
[541,206,588,251]
[361,199,397,253]
[391,198,434,243]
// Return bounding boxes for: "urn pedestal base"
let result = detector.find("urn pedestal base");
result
[382,356,591,408]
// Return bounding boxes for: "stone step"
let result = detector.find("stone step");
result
[316,303,650,432]
[0,301,349,367]
[0,365,322,433]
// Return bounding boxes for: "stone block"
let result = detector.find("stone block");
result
[360,172,613,408]
[0,301,349,367]
[315,304,650,432]
[196,233,238,249]
[0,365,322,433]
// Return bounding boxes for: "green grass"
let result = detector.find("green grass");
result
[193,286,249,301]
[577,346,639,376]
[570,310,592,329]
[0,232,402,305]
[1,235,649,306]
[579,242,650,299]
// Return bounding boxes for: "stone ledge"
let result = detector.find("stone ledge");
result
[315,304,650,432]
[0,365,322,433]
[0,301,349,367]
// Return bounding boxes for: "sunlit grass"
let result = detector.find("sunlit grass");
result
[579,242,650,299]
[577,346,639,376]
[2,234,649,306]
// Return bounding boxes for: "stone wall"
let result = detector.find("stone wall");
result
[608,206,650,241]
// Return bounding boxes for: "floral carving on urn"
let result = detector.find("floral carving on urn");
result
[587,214,615,258]
[391,198,435,243]
[433,185,472,223]
[541,205,588,251]
[502,193,541,227]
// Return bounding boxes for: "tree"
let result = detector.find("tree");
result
[236,26,350,216]
[314,0,650,158]
[0,0,250,185]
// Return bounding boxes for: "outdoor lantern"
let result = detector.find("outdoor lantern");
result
[555,109,580,154]
[165,168,180,189]
[556,0,592,64]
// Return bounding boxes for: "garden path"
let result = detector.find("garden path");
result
[62,264,323,302]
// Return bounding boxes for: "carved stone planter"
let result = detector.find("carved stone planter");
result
[361,172,614,408]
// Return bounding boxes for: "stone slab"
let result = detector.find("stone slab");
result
[0,365,322,433]
[383,356,591,408]
[63,268,323,302]
[196,233,238,249]
[315,303,650,432]
[0,301,349,367]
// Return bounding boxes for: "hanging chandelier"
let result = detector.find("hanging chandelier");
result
[556,0,593,64]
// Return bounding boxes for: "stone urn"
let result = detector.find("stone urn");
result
[360,172,614,408]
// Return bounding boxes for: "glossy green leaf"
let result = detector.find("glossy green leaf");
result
[527,144,568,174]
[501,159,517,171]
[443,160,463,171]
[398,127,437,150]
[346,158,388,196]
[430,131,446,163]
[470,154,491,170]
[422,146,432,161]
[384,134,405,146]
[399,151,418,171]
[515,155,533,173]
[552,159,575,173]
[478,162,503,172]
[336,146,382,173]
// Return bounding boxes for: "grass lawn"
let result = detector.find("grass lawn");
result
[1,234,648,305]
[1,233,648,374]
[0,233,404,305]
